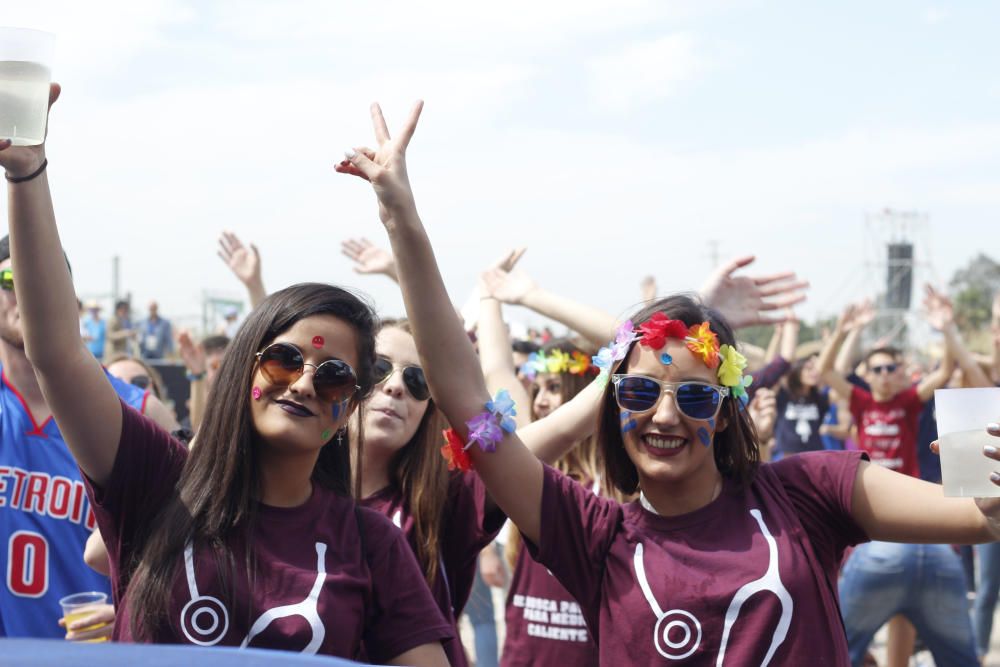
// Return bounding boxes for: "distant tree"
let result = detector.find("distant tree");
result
[949,253,1000,332]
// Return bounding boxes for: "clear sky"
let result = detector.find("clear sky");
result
[2,0,997,334]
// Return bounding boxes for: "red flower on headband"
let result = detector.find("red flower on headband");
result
[639,313,690,350]
[686,321,721,369]
[441,428,473,472]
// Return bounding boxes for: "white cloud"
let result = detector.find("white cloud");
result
[588,34,703,113]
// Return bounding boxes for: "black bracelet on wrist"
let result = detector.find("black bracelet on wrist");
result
[5,158,48,184]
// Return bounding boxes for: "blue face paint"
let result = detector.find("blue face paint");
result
[620,411,631,422]
[621,419,638,434]
[697,427,711,447]
[331,399,348,420]
[659,353,672,366]
[708,417,716,429]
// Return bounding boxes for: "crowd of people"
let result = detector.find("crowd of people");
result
[1,85,1000,666]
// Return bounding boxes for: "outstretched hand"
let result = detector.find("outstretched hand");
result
[699,256,808,329]
[340,237,398,279]
[176,330,205,375]
[335,101,424,224]
[837,299,875,333]
[217,231,261,288]
[481,267,538,305]
[923,284,954,331]
[0,83,61,177]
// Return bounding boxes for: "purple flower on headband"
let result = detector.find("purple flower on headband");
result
[486,389,518,433]
[466,412,503,452]
[594,320,638,379]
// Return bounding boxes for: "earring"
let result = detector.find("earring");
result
[337,428,345,446]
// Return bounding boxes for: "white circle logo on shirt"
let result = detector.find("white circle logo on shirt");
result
[180,595,230,646]
[654,609,702,660]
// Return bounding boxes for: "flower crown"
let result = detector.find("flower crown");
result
[520,349,598,380]
[593,313,753,401]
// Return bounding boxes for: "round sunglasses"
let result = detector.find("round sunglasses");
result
[256,342,360,404]
[373,356,430,401]
[611,374,729,421]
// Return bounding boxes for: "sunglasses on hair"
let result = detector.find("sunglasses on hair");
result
[373,355,430,401]
[256,342,360,403]
[0,269,12,292]
[612,374,728,421]
[870,363,898,375]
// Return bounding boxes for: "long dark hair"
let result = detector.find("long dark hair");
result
[126,283,379,640]
[786,355,820,402]
[598,294,761,495]
[373,320,450,587]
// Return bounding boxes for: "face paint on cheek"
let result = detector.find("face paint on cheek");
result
[620,411,638,434]
[331,399,349,420]
[311,335,324,349]
[697,427,711,447]
[321,428,333,442]
[708,417,716,429]
[252,386,262,400]
[660,353,673,366]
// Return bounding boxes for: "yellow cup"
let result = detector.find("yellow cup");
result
[58,591,110,643]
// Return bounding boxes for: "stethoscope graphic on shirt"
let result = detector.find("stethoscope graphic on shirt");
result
[632,508,793,664]
[180,541,328,653]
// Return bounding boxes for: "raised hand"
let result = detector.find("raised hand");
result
[340,237,397,279]
[217,231,261,287]
[176,330,205,375]
[838,299,875,333]
[0,83,60,177]
[481,267,538,305]
[923,284,954,331]
[699,256,808,329]
[335,101,424,224]
[640,275,657,303]
[748,387,778,442]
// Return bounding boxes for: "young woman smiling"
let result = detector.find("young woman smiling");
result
[1,84,451,665]
[338,100,1000,665]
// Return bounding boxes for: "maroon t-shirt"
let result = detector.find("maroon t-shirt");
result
[524,451,869,665]
[362,472,504,666]
[86,401,453,662]
[849,385,923,477]
[501,546,597,667]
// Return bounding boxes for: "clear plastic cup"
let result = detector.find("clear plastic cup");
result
[935,387,1000,497]
[0,27,55,146]
[58,591,110,642]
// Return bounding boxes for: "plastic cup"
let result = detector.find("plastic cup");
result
[934,387,1000,497]
[0,27,55,146]
[58,591,110,642]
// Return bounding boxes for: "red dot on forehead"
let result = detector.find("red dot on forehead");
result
[311,336,325,349]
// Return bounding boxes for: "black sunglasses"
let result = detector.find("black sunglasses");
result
[373,356,429,401]
[870,363,899,375]
[612,374,728,421]
[256,342,360,403]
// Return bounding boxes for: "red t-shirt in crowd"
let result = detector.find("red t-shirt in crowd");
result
[86,401,453,662]
[849,385,923,478]
[524,451,869,665]
[362,472,504,667]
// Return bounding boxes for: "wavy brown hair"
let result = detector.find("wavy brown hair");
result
[367,319,451,587]
[124,283,379,640]
[598,294,761,495]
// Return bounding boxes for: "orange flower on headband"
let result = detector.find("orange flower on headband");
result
[639,313,689,350]
[568,351,592,375]
[686,321,720,369]
[441,428,473,472]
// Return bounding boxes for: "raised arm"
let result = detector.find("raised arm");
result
[481,266,617,348]
[698,255,808,329]
[779,314,799,363]
[217,230,266,308]
[818,303,863,401]
[1,85,121,485]
[476,290,531,430]
[924,284,989,391]
[337,102,544,544]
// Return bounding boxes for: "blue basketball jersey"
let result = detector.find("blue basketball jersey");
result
[0,365,148,637]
